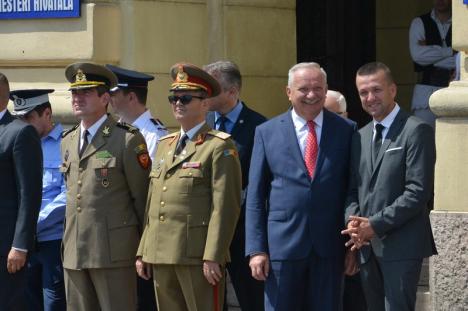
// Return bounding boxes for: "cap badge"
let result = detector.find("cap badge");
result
[176,65,188,83]
[12,95,26,107]
[75,69,87,83]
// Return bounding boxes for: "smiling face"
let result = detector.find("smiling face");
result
[286,67,327,121]
[356,69,396,122]
[170,90,208,131]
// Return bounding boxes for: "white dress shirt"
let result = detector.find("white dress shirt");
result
[373,104,400,143]
[80,114,108,150]
[291,108,323,159]
[131,110,168,161]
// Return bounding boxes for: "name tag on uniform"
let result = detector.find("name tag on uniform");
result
[182,162,201,169]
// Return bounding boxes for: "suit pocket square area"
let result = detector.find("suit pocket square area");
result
[385,147,403,153]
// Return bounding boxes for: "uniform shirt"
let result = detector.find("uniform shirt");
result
[37,123,66,242]
[131,110,168,161]
[180,121,206,140]
[291,108,323,158]
[214,101,243,134]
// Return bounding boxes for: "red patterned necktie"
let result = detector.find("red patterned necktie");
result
[304,120,318,178]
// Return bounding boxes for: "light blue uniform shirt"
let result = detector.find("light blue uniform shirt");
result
[214,101,243,134]
[37,123,66,242]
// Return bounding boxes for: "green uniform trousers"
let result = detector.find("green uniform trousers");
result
[152,264,225,311]
[64,267,136,311]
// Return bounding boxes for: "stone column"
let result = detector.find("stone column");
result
[428,2,468,310]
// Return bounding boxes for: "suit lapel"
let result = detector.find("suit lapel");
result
[314,110,333,182]
[80,116,113,162]
[371,109,407,176]
[230,102,248,138]
[281,110,309,178]
[361,122,374,176]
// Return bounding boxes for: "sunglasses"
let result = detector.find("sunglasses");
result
[168,95,205,105]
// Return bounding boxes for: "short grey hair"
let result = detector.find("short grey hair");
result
[327,90,347,112]
[288,62,327,87]
[203,60,242,91]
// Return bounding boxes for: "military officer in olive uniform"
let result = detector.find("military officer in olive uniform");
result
[60,63,151,311]
[136,63,241,311]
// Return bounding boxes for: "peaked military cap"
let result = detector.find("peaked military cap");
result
[65,62,118,90]
[105,64,155,92]
[10,89,54,116]
[169,63,221,97]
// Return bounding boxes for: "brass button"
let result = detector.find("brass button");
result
[77,180,82,186]
[77,193,81,200]
[166,173,171,178]
[77,207,82,212]
[188,172,193,176]
[159,215,165,222]
[162,186,167,192]
[160,201,165,207]
[79,167,83,172]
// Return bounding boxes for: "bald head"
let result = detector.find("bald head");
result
[324,90,347,118]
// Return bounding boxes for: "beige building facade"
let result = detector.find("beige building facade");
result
[0,0,296,129]
[0,1,466,310]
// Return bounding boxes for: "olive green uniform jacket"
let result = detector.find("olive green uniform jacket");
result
[137,123,241,265]
[61,115,150,269]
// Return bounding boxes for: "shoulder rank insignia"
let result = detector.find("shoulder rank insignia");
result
[61,124,79,138]
[117,122,139,133]
[211,131,231,140]
[135,144,151,170]
[159,132,178,141]
[150,118,166,129]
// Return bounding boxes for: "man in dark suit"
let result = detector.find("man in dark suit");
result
[246,62,356,311]
[0,73,43,310]
[204,60,267,311]
[342,62,437,311]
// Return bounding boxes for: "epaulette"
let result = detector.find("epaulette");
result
[159,132,178,141]
[207,130,231,140]
[150,118,166,129]
[61,124,79,138]
[116,122,139,133]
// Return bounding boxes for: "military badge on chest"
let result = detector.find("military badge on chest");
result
[96,150,114,188]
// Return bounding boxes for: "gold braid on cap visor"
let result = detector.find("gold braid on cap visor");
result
[170,82,208,92]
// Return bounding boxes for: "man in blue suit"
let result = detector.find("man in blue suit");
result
[246,62,356,311]
[204,60,267,311]
[0,73,43,310]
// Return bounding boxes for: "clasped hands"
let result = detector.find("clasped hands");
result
[341,216,375,251]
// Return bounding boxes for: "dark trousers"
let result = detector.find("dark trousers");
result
[342,274,367,311]
[137,276,157,311]
[0,254,27,311]
[360,251,422,311]
[265,251,343,311]
[224,213,264,311]
[25,239,66,311]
